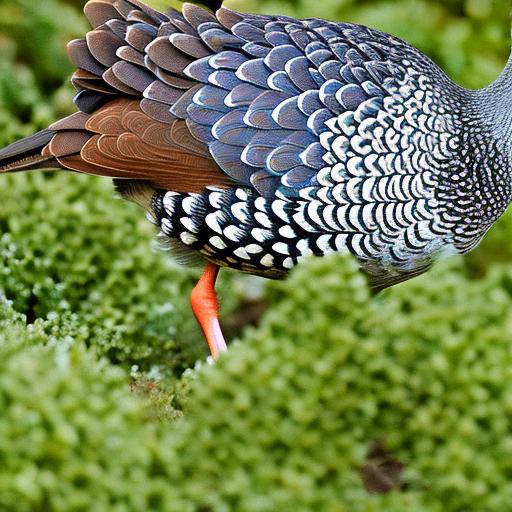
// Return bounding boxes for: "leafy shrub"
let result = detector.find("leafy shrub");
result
[0,0,84,145]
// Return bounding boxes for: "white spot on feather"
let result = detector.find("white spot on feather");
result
[180,232,198,245]
[260,254,274,267]
[210,236,227,250]
[224,225,245,242]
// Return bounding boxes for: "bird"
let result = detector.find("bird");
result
[0,0,509,359]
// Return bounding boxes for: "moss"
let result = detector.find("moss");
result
[0,171,214,374]
[0,298,183,512]
[6,254,512,511]
[161,255,512,511]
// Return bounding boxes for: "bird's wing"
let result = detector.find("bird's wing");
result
[46,0,448,199]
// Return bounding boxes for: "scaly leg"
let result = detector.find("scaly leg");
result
[190,262,228,359]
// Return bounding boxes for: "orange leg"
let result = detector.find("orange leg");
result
[190,262,228,359]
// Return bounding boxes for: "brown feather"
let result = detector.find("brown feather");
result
[217,7,244,30]
[49,132,93,157]
[67,39,106,76]
[111,60,154,92]
[140,99,177,123]
[170,33,211,59]
[140,120,177,148]
[84,0,120,28]
[144,58,196,89]
[116,45,145,67]
[170,120,210,157]
[125,23,155,51]
[126,10,157,25]
[121,109,154,135]
[182,3,217,30]
[85,98,130,134]
[80,133,232,191]
[113,0,132,18]
[49,112,90,131]
[72,70,115,94]
[44,100,235,193]
[144,80,183,105]
[86,29,124,67]
[145,37,192,75]
[102,67,139,95]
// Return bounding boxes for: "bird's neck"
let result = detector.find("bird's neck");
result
[481,51,512,144]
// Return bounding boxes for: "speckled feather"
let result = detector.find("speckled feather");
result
[2,0,510,289]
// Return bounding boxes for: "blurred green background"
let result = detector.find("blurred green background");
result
[1,0,512,510]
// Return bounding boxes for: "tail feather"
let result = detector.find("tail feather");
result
[0,129,60,173]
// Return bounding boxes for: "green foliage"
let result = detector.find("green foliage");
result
[0,171,213,374]
[0,298,184,512]
[148,255,512,511]
[5,255,512,511]
[0,0,84,145]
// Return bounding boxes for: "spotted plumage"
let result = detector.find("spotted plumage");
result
[1,0,511,293]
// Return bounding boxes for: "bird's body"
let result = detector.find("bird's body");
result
[1,0,512,355]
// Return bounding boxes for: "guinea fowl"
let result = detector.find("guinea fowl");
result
[0,0,509,358]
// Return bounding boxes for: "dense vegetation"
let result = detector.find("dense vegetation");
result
[1,0,512,510]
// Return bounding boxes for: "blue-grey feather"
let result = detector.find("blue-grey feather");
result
[273,97,308,130]
[264,44,302,72]
[307,48,334,67]
[209,50,249,70]
[243,42,271,58]
[208,70,244,90]
[213,110,258,145]
[210,141,254,184]
[298,90,324,115]
[282,165,317,188]
[286,56,318,91]
[265,30,291,47]
[187,103,225,126]
[197,21,221,35]
[283,130,317,148]
[186,119,215,143]
[232,22,266,43]
[201,28,243,52]
[170,84,203,117]
[268,71,301,95]
[344,48,364,65]
[250,171,282,198]
[301,142,325,169]
[183,56,213,82]
[340,64,358,84]
[236,59,271,88]
[267,145,302,173]
[307,108,332,135]
[225,83,263,107]
[193,85,229,111]
[287,26,314,50]
[318,60,342,81]
[337,83,367,111]
[242,144,274,167]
